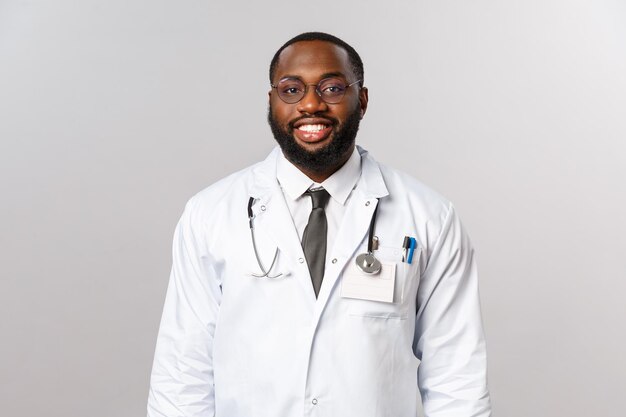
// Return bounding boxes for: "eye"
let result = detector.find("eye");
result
[277,79,304,96]
[319,79,347,95]
[324,85,344,93]
[282,86,302,95]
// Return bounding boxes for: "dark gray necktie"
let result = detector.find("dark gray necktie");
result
[302,188,331,298]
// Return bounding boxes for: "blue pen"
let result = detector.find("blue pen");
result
[407,237,417,264]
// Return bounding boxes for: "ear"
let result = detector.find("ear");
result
[359,87,369,119]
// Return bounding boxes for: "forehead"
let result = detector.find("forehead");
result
[274,40,354,82]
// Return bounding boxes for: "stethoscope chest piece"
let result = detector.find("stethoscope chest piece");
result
[356,252,382,274]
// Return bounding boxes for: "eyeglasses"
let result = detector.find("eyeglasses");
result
[271,77,361,104]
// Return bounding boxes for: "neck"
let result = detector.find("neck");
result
[293,146,354,183]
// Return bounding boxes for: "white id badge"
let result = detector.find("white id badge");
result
[341,260,396,303]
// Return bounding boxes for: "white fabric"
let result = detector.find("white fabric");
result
[148,146,492,417]
[276,147,361,251]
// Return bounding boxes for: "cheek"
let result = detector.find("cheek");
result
[332,102,359,125]
[271,102,296,127]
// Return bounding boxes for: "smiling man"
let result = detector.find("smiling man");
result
[148,32,492,417]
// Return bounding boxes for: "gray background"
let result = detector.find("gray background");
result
[1,0,625,416]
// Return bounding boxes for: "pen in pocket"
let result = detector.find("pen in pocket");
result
[407,237,417,264]
[401,236,410,262]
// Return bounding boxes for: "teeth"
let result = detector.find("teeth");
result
[298,124,327,132]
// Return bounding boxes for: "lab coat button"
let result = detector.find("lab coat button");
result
[312,398,318,405]
[331,258,337,264]
[260,205,266,211]
[365,201,370,206]
[298,258,304,263]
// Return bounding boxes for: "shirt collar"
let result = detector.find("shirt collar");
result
[276,147,362,206]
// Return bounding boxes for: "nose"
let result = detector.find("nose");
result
[296,85,328,114]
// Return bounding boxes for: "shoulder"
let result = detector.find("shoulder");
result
[364,151,453,224]
[190,165,254,207]
[364,152,466,266]
[179,160,262,228]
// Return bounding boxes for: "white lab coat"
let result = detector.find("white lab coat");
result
[148,146,491,417]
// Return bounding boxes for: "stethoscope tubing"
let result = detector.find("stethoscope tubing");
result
[247,196,382,278]
[248,197,283,278]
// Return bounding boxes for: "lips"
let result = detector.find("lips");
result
[297,124,328,133]
[292,117,334,144]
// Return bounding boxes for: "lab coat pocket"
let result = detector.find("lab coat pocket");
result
[345,245,420,320]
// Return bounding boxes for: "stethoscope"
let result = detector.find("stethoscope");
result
[355,201,382,274]
[248,197,282,278]
[247,196,382,278]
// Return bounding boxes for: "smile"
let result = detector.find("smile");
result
[293,124,333,143]
[297,124,328,132]
[291,118,334,144]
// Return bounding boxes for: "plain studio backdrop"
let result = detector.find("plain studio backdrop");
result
[1,1,625,416]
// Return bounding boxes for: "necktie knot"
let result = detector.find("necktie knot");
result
[306,188,331,209]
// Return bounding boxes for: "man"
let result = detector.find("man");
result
[148,32,491,417]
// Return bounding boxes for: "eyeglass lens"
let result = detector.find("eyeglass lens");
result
[275,78,349,104]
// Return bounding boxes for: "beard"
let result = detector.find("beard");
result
[267,104,361,173]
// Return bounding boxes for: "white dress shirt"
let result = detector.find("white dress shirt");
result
[276,147,362,257]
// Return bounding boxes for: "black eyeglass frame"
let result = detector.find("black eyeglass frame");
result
[270,78,362,104]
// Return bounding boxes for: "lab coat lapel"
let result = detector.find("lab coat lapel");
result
[248,148,310,293]
[313,147,389,318]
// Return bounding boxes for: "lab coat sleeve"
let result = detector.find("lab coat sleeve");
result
[413,203,491,417]
[148,198,221,417]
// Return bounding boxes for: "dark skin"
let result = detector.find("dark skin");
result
[269,40,369,183]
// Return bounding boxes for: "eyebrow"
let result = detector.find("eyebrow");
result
[278,72,348,82]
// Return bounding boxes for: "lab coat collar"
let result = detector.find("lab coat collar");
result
[248,146,282,199]
[354,145,389,199]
